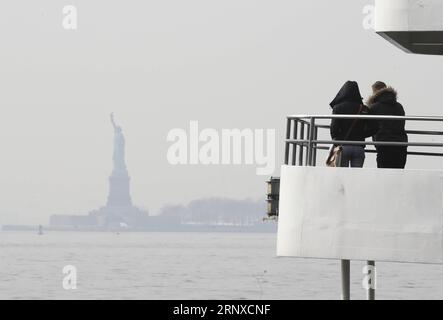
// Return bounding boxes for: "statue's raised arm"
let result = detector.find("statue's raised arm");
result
[110,113,117,130]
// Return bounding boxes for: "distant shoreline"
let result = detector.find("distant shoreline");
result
[0,224,277,234]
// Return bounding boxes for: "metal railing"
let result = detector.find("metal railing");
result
[284,115,443,167]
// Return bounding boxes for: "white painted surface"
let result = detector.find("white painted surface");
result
[376,0,443,31]
[375,0,409,31]
[277,166,443,264]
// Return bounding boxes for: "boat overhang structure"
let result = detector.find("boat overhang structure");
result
[376,0,443,55]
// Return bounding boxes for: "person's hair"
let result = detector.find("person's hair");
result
[372,81,387,93]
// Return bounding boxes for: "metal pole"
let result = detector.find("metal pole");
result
[341,260,350,300]
[313,126,318,166]
[307,118,316,166]
[367,261,375,300]
[284,118,291,165]
[299,123,305,166]
[306,122,311,166]
[292,121,298,166]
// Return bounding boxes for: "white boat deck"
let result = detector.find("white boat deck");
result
[277,166,443,264]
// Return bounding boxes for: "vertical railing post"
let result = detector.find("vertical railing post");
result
[292,120,298,166]
[284,118,291,165]
[341,260,351,300]
[307,118,316,166]
[367,261,376,300]
[299,123,305,166]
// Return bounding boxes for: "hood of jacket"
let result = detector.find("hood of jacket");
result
[329,81,363,108]
[367,87,398,106]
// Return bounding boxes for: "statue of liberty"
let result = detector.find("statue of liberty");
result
[87,114,148,228]
[106,113,132,207]
[110,113,127,173]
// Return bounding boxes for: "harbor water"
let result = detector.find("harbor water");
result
[1,231,443,300]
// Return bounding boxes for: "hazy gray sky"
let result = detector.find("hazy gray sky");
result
[0,0,442,224]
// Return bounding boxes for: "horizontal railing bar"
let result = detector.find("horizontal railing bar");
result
[314,124,331,129]
[314,145,443,157]
[287,115,443,121]
[287,139,443,147]
[405,130,443,136]
[308,124,443,136]
[407,151,443,157]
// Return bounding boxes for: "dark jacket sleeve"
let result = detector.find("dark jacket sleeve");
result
[397,103,406,116]
[330,107,341,140]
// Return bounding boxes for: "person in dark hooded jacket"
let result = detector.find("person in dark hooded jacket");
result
[330,81,371,167]
[367,81,408,169]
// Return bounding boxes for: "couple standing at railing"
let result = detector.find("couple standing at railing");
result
[328,81,408,169]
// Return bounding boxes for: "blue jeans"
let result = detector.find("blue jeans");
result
[340,145,365,168]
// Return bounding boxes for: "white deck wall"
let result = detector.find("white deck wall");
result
[277,166,443,264]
